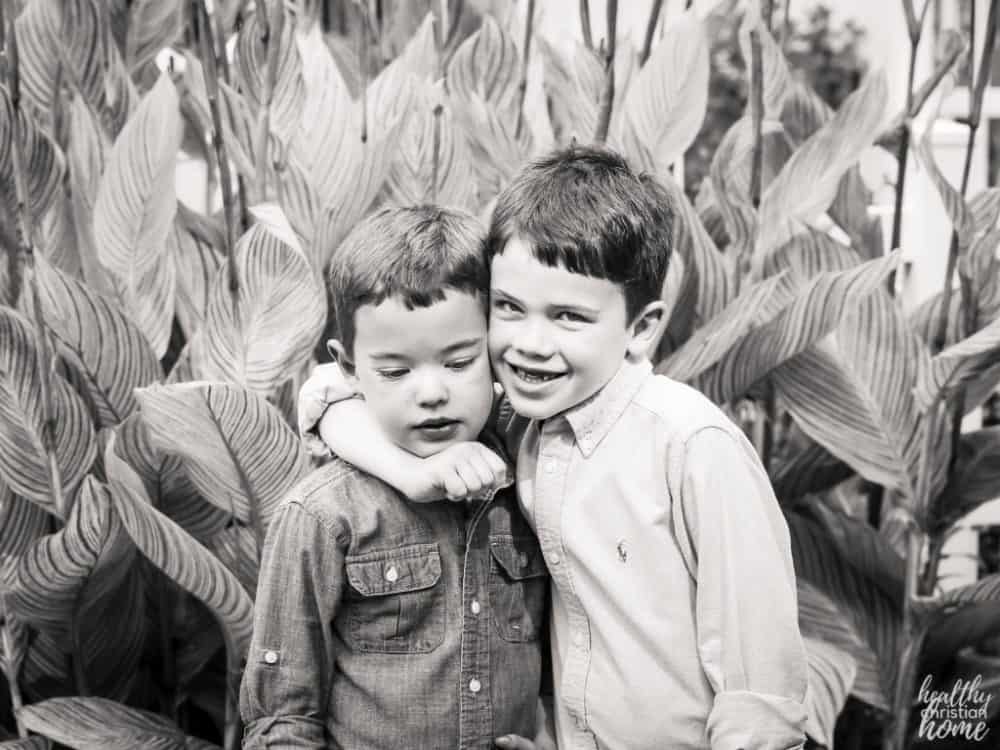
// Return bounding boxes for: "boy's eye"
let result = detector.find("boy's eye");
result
[492,299,519,313]
[556,311,589,323]
[377,368,408,380]
[446,357,475,371]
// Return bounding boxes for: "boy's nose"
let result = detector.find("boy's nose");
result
[415,372,448,407]
[513,320,554,359]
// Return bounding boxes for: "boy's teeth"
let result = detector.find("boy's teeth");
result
[514,365,558,383]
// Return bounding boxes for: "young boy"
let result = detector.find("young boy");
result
[304,146,808,749]
[240,205,554,749]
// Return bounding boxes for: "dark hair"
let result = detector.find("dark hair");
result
[327,205,489,356]
[485,144,674,321]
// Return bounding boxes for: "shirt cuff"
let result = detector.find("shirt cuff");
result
[242,716,327,748]
[706,690,807,750]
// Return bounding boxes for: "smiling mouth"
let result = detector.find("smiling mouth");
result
[507,363,565,384]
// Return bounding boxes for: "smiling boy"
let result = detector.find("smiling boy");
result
[240,205,552,749]
[304,146,808,749]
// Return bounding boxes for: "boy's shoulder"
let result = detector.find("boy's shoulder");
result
[630,372,742,445]
[279,457,400,525]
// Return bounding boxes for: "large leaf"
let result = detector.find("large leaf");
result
[915,133,974,250]
[758,71,889,259]
[386,83,474,209]
[914,313,1000,411]
[110,248,176,360]
[0,738,51,749]
[694,252,900,404]
[65,94,113,296]
[10,476,133,633]
[798,579,883,712]
[191,223,325,393]
[20,696,221,750]
[171,209,223,339]
[108,462,254,660]
[58,0,109,117]
[932,427,1000,534]
[452,89,531,198]
[124,0,184,73]
[34,254,161,428]
[708,118,758,260]
[0,85,65,221]
[788,508,899,710]
[134,382,308,533]
[658,272,793,382]
[114,414,229,542]
[803,636,856,748]
[739,11,790,117]
[235,7,306,147]
[970,186,1000,235]
[773,290,948,499]
[625,9,709,172]
[13,0,62,122]
[366,13,436,130]
[922,573,1000,674]
[0,479,51,561]
[447,14,520,122]
[771,442,856,502]
[93,73,182,289]
[0,308,96,512]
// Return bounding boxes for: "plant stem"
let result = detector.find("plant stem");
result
[886,398,941,750]
[639,0,663,67]
[431,0,447,202]
[579,0,593,50]
[593,0,617,143]
[222,632,241,750]
[253,0,283,201]
[749,28,764,209]
[514,0,535,139]
[5,12,65,518]
[933,0,1000,354]
[1,609,27,738]
[194,0,241,304]
[763,0,776,30]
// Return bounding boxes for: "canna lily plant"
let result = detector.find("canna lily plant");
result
[0,0,999,748]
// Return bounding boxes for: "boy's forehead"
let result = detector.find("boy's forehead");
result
[353,290,488,354]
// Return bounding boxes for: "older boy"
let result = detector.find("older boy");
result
[240,206,553,749]
[305,146,808,749]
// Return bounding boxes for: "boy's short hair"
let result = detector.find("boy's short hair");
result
[485,144,674,321]
[327,205,489,356]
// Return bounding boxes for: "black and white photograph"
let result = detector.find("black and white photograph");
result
[0,0,999,748]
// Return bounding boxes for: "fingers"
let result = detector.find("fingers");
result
[296,363,344,437]
[494,735,536,749]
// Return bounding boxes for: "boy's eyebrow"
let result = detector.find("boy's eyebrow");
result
[439,337,484,355]
[368,338,482,361]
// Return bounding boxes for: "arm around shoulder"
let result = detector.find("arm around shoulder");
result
[674,426,808,750]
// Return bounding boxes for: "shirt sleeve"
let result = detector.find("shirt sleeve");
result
[675,426,808,750]
[239,501,345,748]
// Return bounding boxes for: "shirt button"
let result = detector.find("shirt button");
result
[263,650,278,665]
[545,462,556,474]
[573,631,585,647]
[469,678,482,693]
[549,553,561,565]
[385,565,399,583]
[470,600,481,615]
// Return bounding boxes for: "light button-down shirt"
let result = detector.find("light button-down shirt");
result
[511,358,807,750]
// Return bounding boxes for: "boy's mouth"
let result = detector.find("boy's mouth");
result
[412,417,461,439]
[507,363,564,385]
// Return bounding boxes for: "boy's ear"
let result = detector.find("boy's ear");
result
[625,300,669,361]
[326,339,357,378]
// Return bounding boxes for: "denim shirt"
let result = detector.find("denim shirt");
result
[239,455,549,749]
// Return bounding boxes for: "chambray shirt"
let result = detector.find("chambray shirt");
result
[508,358,808,750]
[239,457,548,749]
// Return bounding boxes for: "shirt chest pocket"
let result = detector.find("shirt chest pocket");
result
[342,542,445,654]
[489,536,549,643]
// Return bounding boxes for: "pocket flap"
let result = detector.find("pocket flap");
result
[346,542,441,596]
[489,536,548,580]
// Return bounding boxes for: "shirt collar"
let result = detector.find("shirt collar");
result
[557,358,653,458]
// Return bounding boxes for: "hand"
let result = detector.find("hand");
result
[409,441,509,503]
[297,362,352,457]
[494,735,556,750]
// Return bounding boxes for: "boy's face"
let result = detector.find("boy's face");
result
[343,290,494,458]
[489,236,656,420]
